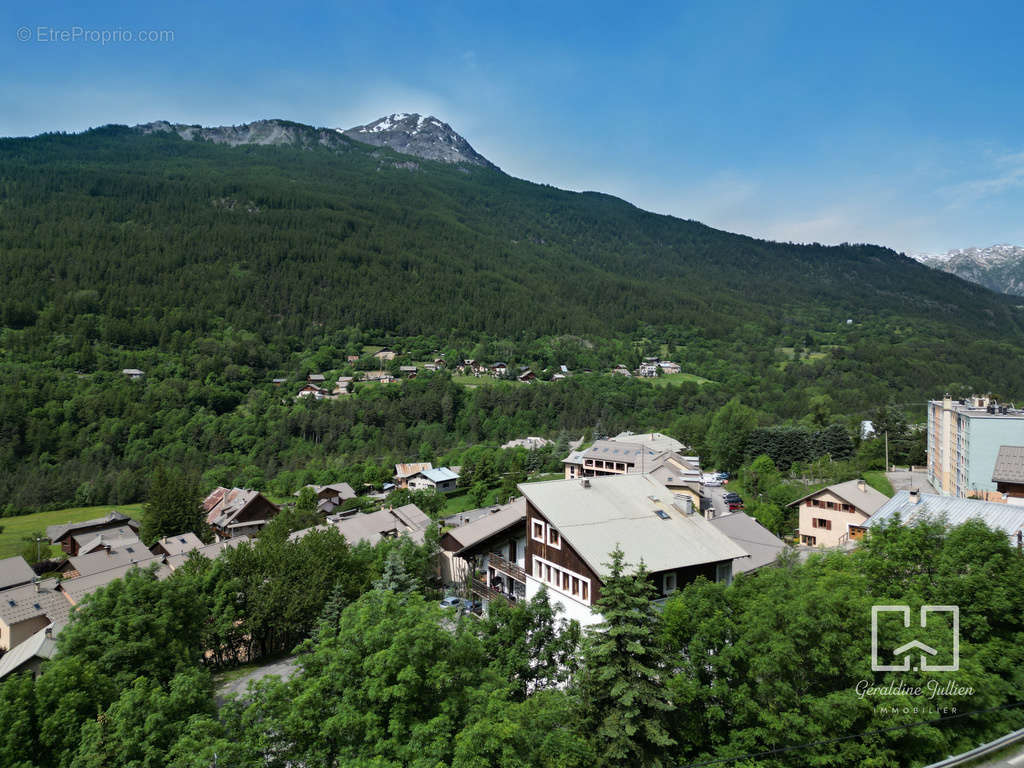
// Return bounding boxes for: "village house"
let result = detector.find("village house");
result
[204,487,281,540]
[0,557,37,592]
[394,462,433,488]
[0,624,57,680]
[490,362,508,377]
[297,482,357,515]
[611,364,631,376]
[517,369,536,382]
[59,539,160,579]
[856,489,1024,546]
[122,368,145,380]
[346,354,360,363]
[333,376,354,395]
[362,371,396,384]
[637,358,660,378]
[440,498,527,597]
[150,532,205,558]
[0,578,72,653]
[992,445,1024,502]
[271,377,287,387]
[163,537,248,571]
[560,434,702,506]
[789,479,890,547]
[406,466,460,493]
[289,503,432,546]
[373,348,397,362]
[517,475,748,626]
[72,526,143,557]
[306,373,326,386]
[659,361,682,375]
[399,365,418,378]
[47,512,141,556]
[295,383,327,400]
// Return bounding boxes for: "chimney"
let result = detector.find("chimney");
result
[33,579,40,593]
[44,626,53,639]
[581,478,591,488]
[105,544,112,556]
[857,479,866,492]
[909,489,921,505]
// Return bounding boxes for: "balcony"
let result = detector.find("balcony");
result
[488,552,527,582]
[471,577,509,603]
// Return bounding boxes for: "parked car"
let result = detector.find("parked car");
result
[724,492,741,502]
[439,596,482,614]
[727,500,744,512]
[703,477,722,487]
[715,472,730,481]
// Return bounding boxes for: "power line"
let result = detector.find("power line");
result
[675,699,1024,768]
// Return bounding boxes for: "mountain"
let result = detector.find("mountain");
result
[341,113,497,169]
[914,245,1024,297]
[137,113,497,169]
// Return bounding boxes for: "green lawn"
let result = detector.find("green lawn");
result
[644,372,712,386]
[0,503,145,559]
[521,472,564,484]
[450,374,513,387]
[862,470,895,497]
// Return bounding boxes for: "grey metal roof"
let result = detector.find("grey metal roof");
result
[150,532,204,557]
[788,479,890,516]
[0,624,57,679]
[68,542,153,578]
[46,511,138,543]
[0,556,36,591]
[863,491,1024,543]
[992,446,1024,484]
[416,467,459,483]
[290,504,431,546]
[519,475,748,578]
[60,559,171,605]
[444,498,527,553]
[165,537,249,570]
[73,527,142,555]
[0,578,70,633]
[708,512,787,573]
[612,431,686,454]
[394,462,432,479]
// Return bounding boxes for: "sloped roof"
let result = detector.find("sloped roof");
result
[289,504,431,547]
[60,559,171,605]
[863,491,1024,544]
[415,467,459,483]
[992,445,1024,484]
[68,543,159,579]
[0,624,57,679]
[204,488,276,529]
[612,431,686,454]
[395,462,432,479]
[519,475,748,579]
[297,482,356,500]
[151,532,204,557]
[0,556,36,591]
[46,511,138,543]
[708,512,787,573]
[0,578,71,632]
[788,479,890,516]
[73,527,142,556]
[165,537,249,570]
[445,498,527,554]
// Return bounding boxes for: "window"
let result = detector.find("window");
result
[547,527,561,549]
[532,520,545,543]
[581,582,589,601]
[545,564,551,582]
[571,577,579,596]
[812,518,832,530]
[715,562,733,585]
[801,534,817,546]
[562,572,570,590]
[662,572,677,595]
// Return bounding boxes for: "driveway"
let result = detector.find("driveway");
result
[886,468,937,494]
[215,656,298,705]
[705,484,735,518]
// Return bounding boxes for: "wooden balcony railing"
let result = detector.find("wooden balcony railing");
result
[471,578,509,603]
[488,552,527,582]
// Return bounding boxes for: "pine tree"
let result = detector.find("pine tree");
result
[373,548,421,594]
[141,466,206,546]
[577,547,676,768]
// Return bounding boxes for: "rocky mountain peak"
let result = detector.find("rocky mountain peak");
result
[340,113,497,169]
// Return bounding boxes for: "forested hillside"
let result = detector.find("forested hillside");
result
[1,124,1023,509]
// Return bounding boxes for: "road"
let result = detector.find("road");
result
[964,743,1024,767]
[705,484,737,518]
[886,468,938,494]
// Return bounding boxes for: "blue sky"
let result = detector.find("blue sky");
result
[2,0,1023,254]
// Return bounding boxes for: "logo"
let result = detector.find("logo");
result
[871,605,959,672]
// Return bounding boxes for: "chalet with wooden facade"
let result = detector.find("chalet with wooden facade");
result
[46,512,141,556]
[439,498,527,596]
[204,487,281,540]
[518,475,748,626]
[406,467,459,493]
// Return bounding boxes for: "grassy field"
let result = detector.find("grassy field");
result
[862,470,895,497]
[645,372,712,386]
[0,503,145,559]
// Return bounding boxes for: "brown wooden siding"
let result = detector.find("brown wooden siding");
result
[525,500,603,604]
